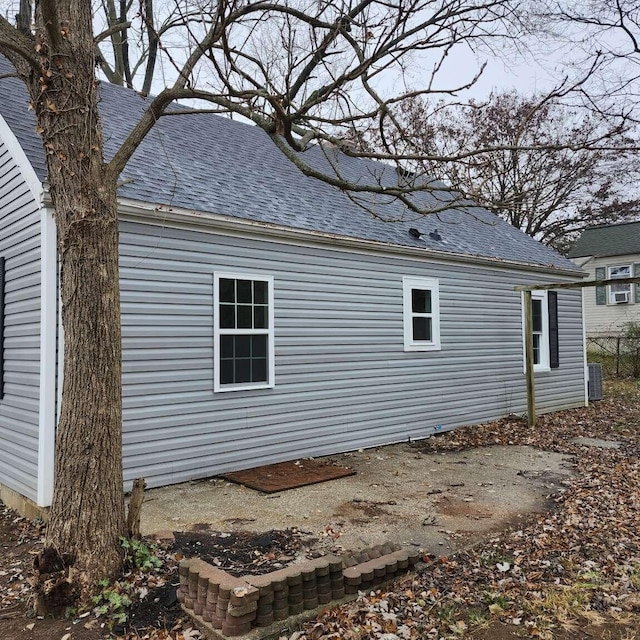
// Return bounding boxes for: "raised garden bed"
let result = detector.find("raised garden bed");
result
[178,543,420,638]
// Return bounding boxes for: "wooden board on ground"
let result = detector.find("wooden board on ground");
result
[219,459,356,493]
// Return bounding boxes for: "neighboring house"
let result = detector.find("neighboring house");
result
[568,222,640,336]
[0,56,587,516]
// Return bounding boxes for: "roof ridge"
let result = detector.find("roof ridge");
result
[583,220,640,231]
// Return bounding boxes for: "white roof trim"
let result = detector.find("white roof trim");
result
[115,197,586,279]
[0,113,43,204]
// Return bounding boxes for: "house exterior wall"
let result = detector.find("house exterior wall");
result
[573,254,640,336]
[119,220,586,490]
[0,137,41,503]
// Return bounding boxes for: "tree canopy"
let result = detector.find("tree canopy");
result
[352,90,640,252]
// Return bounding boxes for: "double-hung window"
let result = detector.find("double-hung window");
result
[402,277,441,351]
[214,273,274,392]
[608,265,631,304]
[530,292,549,370]
[523,290,560,372]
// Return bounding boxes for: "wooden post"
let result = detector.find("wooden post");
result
[126,477,146,539]
[523,290,536,427]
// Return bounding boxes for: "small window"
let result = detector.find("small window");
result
[403,277,441,351]
[524,291,550,372]
[214,273,274,392]
[531,297,544,366]
[608,265,631,304]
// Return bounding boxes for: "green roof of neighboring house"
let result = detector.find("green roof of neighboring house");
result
[568,221,640,258]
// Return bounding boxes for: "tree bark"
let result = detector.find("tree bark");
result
[23,1,125,605]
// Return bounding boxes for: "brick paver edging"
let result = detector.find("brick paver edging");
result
[178,543,421,639]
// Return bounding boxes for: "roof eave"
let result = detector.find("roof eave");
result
[114,196,586,279]
[569,250,640,260]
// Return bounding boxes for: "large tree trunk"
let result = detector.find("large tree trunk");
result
[23,2,125,608]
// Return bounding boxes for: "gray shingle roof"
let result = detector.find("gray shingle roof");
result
[0,55,580,273]
[567,221,640,258]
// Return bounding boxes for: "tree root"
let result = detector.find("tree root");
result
[33,547,80,616]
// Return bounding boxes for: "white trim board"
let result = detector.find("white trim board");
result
[212,272,275,393]
[37,207,57,507]
[0,113,43,203]
[581,289,589,407]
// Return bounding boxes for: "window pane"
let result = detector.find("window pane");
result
[610,283,631,294]
[412,289,432,314]
[237,305,252,328]
[412,289,425,313]
[252,358,267,382]
[254,305,267,329]
[609,266,630,278]
[220,304,235,329]
[533,333,541,365]
[412,317,431,342]
[217,277,272,388]
[235,358,251,383]
[252,335,267,358]
[532,299,542,333]
[254,281,267,304]
[219,278,235,303]
[220,335,234,359]
[234,335,251,358]
[220,359,234,384]
[237,280,252,303]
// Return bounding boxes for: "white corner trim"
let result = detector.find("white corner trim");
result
[56,270,63,423]
[37,207,57,507]
[581,289,589,407]
[0,113,44,204]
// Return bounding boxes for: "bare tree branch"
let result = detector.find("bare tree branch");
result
[0,14,37,69]
[94,20,132,46]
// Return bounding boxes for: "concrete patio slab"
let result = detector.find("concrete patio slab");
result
[138,442,575,557]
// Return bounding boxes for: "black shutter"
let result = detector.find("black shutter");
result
[0,257,5,399]
[548,291,559,369]
[595,267,606,305]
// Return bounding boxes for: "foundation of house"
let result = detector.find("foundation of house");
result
[0,483,48,521]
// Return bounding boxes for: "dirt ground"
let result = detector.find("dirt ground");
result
[141,443,574,558]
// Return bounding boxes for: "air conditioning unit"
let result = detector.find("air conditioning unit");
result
[588,363,603,401]
[613,291,630,304]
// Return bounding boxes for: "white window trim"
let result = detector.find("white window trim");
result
[213,272,275,392]
[607,264,632,304]
[521,290,550,373]
[402,276,441,352]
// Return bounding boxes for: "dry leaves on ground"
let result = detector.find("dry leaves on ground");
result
[285,381,640,639]
[2,381,640,640]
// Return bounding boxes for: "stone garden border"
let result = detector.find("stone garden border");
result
[179,543,421,639]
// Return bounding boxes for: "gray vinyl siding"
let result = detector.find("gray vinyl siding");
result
[0,139,40,502]
[119,221,585,489]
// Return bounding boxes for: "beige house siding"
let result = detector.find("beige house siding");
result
[573,253,640,336]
